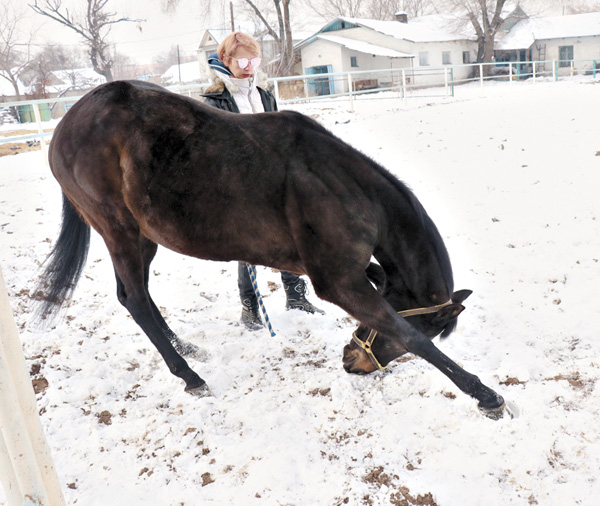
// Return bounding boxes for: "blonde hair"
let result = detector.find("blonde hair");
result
[217,31,260,62]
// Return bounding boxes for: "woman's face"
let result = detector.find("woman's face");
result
[225,46,260,79]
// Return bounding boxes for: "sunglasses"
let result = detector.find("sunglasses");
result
[229,56,262,70]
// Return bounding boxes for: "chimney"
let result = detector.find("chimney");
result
[395,11,408,23]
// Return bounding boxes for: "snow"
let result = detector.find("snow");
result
[341,15,476,43]
[1,77,600,505]
[161,61,204,85]
[315,34,415,58]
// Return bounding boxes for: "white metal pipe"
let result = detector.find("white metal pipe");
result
[31,104,48,165]
[347,73,354,112]
[0,267,65,506]
[444,67,449,97]
[0,429,22,506]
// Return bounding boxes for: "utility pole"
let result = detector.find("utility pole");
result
[177,44,181,82]
[230,1,235,31]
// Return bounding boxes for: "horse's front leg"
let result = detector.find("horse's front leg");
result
[319,276,505,418]
[399,328,505,418]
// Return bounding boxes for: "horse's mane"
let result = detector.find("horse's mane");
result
[355,147,454,284]
[278,110,453,282]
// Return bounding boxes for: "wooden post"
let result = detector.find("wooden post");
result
[0,267,65,506]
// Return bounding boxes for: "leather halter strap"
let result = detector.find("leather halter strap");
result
[351,300,452,371]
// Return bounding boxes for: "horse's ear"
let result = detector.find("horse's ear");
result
[436,304,465,338]
[435,304,465,322]
[366,262,386,292]
[452,289,472,304]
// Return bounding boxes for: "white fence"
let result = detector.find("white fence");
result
[269,58,600,105]
[1,58,598,150]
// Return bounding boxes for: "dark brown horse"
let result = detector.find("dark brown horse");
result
[38,80,505,418]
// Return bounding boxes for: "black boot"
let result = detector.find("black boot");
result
[241,297,264,331]
[284,278,324,314]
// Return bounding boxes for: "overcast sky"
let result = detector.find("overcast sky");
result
[28,0,597,65]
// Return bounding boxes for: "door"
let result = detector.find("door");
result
[306,65,333,96]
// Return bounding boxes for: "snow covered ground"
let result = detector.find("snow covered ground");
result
[1,77,599,505]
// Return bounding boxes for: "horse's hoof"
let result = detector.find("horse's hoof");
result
[478,395,515,420]
[478,401,506,420]
[185,382,212,397]
[173,339,205,360]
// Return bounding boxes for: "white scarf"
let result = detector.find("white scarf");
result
[222,74,265,114]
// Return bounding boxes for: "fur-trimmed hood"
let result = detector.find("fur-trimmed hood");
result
[204,67,270,95]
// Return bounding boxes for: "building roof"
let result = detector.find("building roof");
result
[497,11,600,50]
[49,68,105,91]
[162,61,204,84]
[316,34,414,58]
[0,71,25,97]
[333,15,475,43]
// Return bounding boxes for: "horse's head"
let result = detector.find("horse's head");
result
[343,264,472,374]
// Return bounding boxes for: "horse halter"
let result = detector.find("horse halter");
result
[351,300,452,371]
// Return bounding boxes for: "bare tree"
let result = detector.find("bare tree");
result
[447,0,509,76]
[164,0,296,76]
[302,0,435,20]
[25,44,87,97]
[302,0,366,19]
[0,0,37,99]
[565,1,600,14]
[29,0,143,82]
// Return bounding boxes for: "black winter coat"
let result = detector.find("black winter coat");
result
[201,78,278,113]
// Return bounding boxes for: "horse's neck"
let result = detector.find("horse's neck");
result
[376,188,453,303]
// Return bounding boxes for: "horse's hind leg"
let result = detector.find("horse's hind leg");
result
[115,237,200,357]
[107,231,209,395]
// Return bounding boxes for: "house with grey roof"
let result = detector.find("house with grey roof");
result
[495,11,600,74]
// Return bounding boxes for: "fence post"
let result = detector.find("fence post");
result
[570,60,574,77]
[272,79,280,104]
[0,266,66,506]
[401,69,407,105]
[509,63,513,84]
[31,104,48,165]
[553,60,558,81]
[347,73,354,112]
[444,67,449,97]
[533,61,537,83]
[479,64,484,93]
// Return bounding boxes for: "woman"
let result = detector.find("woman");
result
[202,31,323,330]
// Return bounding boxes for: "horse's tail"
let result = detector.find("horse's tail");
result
[35,192,90,320]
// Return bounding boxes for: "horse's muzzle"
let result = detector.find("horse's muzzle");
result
[342,342,378,375]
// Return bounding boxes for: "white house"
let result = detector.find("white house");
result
[496,11,600,74]
[295,14,479,95]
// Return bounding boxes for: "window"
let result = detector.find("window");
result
[419,52,429,66]
[350,56,358,67]
[462,51,471,64]
[442,51,451,65]
[559,45,573,67]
